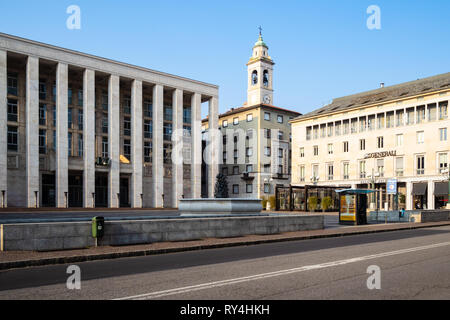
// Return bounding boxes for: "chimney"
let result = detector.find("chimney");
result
[380,82,385,88]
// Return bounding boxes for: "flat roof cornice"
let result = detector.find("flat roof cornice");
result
[0,32,218,96]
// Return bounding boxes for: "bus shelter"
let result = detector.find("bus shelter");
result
[336,189,376,225]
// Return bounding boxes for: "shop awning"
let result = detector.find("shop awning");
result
[434,182,449,196]
[412,183,427,196]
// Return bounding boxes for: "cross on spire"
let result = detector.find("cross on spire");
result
[258,26,262,36]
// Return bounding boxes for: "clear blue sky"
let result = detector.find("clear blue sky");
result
[1,0,450,116]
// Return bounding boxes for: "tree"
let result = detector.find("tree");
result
[321,196,332,212]
[308,196,318,213]
[214,174,229,198]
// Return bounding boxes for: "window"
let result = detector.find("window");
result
[343,141,349,153]
[264,112,270,121]
[264,184,270,194]
[124,117,131,136]
[7,99,18,122]
[123,96,131,115]
[39,129,46,154]
[312,165,319,180]
[183,107,191,123]
[263,70,269,87]
[102,137,108,158]
[396,110,404,126]
[233,134,238,144]
[247,114,253,122]
[299,166,305,182]
[68,88,73,105]
[359,161,366,178]
[428,104,437,121]
[223,152,227,162]
[247,129,253,140]
[278,131,284,140]
[438,101,448,120]
[343,120,349,134]
[278,148,283,158]
[368,116,375,131]
[7,73,18,96]
[101,91,108,110]
[77,90,83,107]
[246,164,253,173]
[265,147,271,156]
[53,130,56,151]
[377,159,384,177]
[278,165,283,174]
[396,157,404,176]
[144,101,153,118]
[53,106,56,127]
[396,134,403,147]
[68,132,73,157]
[78,109,83,130]
[164,106,172,121]
[416,131,424,144]
[252,70,258,85]
[377,136,384,149]
[163,144,172,164]
[39,80,47,100]
[39,104,47,126]
[144,120,152,139]
[351,119,357,133]
[416,155,425,175]
[327,164,334,181]
[335,122,341,135]
[306,127,312,140]
[102,116,108,134]
[233,185,239,194]
[163,123,172,141]
[124,139,131,160]
[320,125,326,138]
[264,164,271,173]
[327,123,334,137]
[343,163,349,180]
[246,147,253,157]
[416,106,425,123]
[406,108,414,125]
[144,142,152,163]
[222,167,228,176]
[328,143,333,155]
[313,126,319,139]
[222,135,227,145]
[440,128,447,141]
[68,108,73,128]
[222,120,228,128]
[439,153,448,173]
[52,83,56,103]
[377,113,385,129]
[78,134,83,157]
[246,184,253,193]
[386,112,394,128]
[300,147,305,158]
[360,139,366,151]
[264,128,271,139]
[313,145,319,156]
[233,117,239,125]
[7,126,18,151]
[277,115,284,123]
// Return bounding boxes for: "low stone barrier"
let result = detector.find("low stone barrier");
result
[368,210,450,223]
[0,214,324,252]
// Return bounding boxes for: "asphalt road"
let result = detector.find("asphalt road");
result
[0,225,449,300]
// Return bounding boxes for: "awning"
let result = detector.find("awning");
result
[412,183,427,196]
[336,189,376,195]
[434,182,449,196]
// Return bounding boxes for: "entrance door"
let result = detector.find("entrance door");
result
[95,173,108,207]
[42,174,56,207]
[68,173,83,207]
[120,177,130,207]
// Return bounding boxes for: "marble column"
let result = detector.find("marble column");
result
[83,69,95,208]
[427,180,435,210]
[56,62,68,208]
[191,93,202,198]
[0,50,7,207]
[26,56,40,208]
[172,89,183,207]
[152,84,164,208]
[131,79,143,208]
[208,96,219,198]
[108,75,120,208]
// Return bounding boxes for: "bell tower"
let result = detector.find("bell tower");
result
[247,28,275,106]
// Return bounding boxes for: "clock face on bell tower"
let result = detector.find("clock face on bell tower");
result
[247,29,275,106]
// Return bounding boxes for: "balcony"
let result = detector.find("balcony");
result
[241,172,255,181]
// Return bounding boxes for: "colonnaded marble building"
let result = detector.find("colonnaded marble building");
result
[291,73,450,211]
[0,33,219,208]
[202,32,301,199]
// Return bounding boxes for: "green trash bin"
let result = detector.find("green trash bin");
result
[92,216,105,238]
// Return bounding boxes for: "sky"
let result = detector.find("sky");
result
[1,0,450,117]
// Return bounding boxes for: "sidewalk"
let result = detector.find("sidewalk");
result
[1,219,449,271]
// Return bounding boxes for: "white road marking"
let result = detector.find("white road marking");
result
[115,241,450,300]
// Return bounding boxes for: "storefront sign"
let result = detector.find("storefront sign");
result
[364,151,396,159]
[387,179,397,194]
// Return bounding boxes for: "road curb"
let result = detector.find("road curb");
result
[1,222,449,271]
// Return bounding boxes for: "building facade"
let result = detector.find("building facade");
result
[291,73,450,211]
[202,33,301,199]
[0,33,219,208]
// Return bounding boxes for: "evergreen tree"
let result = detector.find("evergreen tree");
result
[214,173,229,198]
